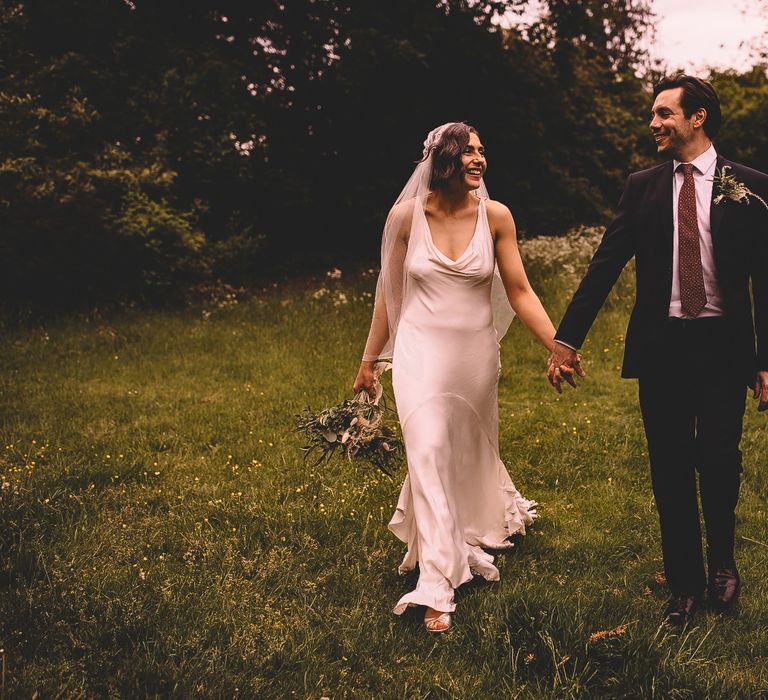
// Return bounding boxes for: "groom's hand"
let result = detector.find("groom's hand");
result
[547,341,585,394]
[755,371,768,412]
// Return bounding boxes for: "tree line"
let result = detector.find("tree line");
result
[2,0,767,312]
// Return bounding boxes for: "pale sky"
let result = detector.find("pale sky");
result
[502,0,768,71]
[652,0,767,71]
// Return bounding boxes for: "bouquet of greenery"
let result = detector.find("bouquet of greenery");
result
[295,362,404,475]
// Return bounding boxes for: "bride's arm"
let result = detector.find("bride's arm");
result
[490,200,557,353]
[353,204,410,395]
[353,299,388,396]
[361,296,390,362]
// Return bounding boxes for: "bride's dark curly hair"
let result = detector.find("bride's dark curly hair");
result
[427,122,480,190]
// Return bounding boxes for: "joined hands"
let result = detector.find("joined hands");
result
[546,341,586,393]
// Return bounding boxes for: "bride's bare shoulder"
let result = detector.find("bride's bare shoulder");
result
[485,198,516,236]
[387,199,416,237]
[389,198,415,218]
[485,198,514,222]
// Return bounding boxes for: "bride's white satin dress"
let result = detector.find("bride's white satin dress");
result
[389,197,537,615]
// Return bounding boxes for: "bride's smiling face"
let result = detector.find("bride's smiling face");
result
[460,132,486,190]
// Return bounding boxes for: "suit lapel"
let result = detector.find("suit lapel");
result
[710,154,727,248]
[648,161,675,307]
[655,160,674,250]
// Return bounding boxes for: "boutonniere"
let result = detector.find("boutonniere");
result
[712,165,768,209]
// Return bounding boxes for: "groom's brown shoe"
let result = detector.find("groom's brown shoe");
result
[663,594,701,629]
[708,567,740,612]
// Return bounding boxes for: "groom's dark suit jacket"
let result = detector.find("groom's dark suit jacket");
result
[555,155,768,385]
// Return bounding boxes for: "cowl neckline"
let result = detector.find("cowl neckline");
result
[420,197,486,269]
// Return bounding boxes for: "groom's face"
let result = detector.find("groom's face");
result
[649,87,695,159]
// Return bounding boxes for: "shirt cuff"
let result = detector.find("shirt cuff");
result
[554,339,578,351]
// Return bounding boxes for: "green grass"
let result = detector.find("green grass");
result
[1,261,768,699]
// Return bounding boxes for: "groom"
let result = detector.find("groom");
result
[547,74,768,628]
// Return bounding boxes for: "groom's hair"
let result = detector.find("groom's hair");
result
[653,74,722,138]
[427,122,480,190]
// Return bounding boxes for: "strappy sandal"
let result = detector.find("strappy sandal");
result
[424,609,452,633]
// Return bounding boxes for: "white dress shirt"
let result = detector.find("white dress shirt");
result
[669,143,724,318]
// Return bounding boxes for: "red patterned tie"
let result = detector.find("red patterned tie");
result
[678,163,707,317]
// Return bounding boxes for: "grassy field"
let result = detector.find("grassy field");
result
[2,235,768,699]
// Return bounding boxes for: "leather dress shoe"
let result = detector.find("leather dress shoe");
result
[708,567,740,612]
[663,594,701,629]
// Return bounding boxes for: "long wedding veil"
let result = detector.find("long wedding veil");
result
[362,122,515,363]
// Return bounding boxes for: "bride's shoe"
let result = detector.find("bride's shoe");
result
[424,608,452,633]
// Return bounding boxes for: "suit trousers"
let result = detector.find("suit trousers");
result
[638,316,746,595]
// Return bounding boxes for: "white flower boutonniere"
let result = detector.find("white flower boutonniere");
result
[712,165,768,209]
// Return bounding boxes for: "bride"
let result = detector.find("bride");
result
[353,122,563,632]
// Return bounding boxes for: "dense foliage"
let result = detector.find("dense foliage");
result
[1,0,767,311]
